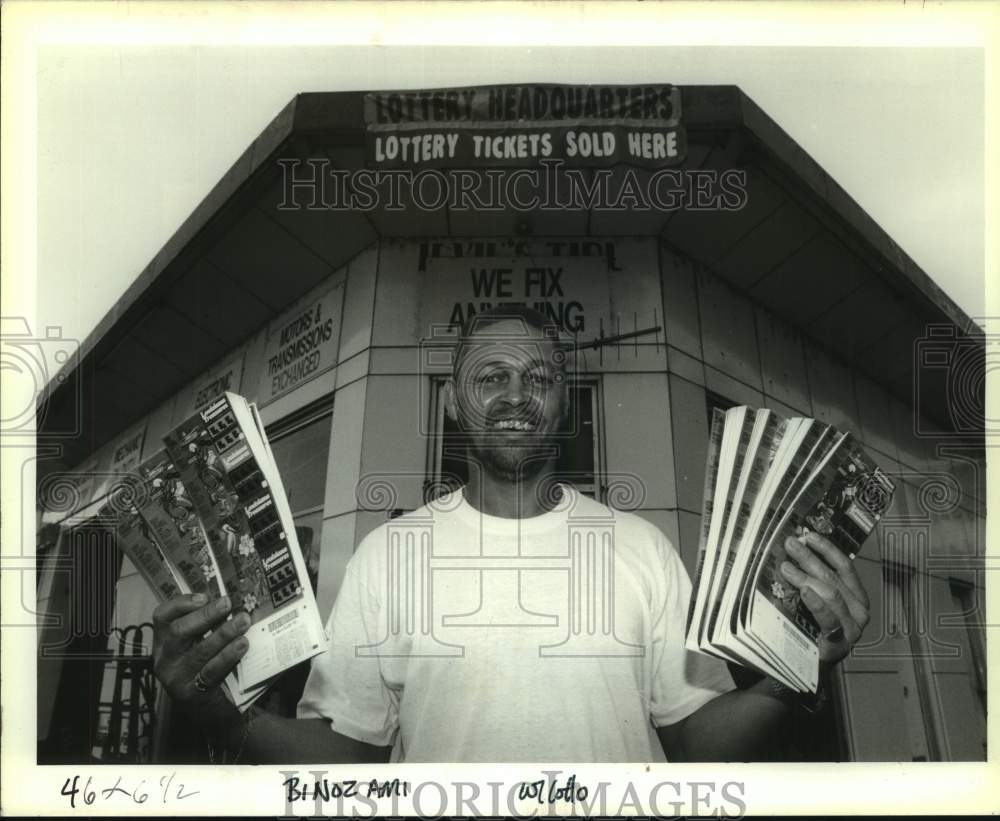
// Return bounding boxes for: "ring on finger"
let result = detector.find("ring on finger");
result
[823,625,846,643]
[193,670,211,693]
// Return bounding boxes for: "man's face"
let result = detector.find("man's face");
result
[446,319,568,482]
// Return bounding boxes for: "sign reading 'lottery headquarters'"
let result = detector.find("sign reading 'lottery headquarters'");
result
[364,84,686,169]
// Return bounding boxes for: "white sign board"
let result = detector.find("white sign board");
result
[176,352,246,421]
[374,236,662,349]
[257,282,344,405]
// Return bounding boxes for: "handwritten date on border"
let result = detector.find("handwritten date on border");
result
[60,772,199,808]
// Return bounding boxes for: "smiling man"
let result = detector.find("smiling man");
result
[151,305,872,763]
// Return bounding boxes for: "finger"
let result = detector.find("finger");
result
[802,585,862,647]
[168,596,233,646]
[785,537,869,627]
[152,593,210,631]
[798,530,870,609]
[780,562,861,642]
[195,634,250,691]
[189,611,252,669]
[784,537,868,621]
[784,536,840,587]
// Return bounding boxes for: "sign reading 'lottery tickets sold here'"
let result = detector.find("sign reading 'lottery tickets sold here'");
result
[364,84,686,169]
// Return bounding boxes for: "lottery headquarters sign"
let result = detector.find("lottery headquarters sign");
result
[364,84,687,168]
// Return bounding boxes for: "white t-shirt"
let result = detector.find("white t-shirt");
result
[297,485,735,762]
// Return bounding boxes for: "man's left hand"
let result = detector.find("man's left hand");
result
[779,531,870,667]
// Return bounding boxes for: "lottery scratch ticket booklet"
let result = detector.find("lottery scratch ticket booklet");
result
[120,393,326,710]
[164,393,326,695]
[685,406,895,693]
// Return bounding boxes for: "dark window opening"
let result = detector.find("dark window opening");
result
[704,389,739,426]
[948,577,987,719]
[37,520,121,764]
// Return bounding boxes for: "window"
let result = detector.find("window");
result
[883,561,987,761]
[265,396,334,595]
[881,561,938,761]
[948,578,987,717]
[37,518,121,764]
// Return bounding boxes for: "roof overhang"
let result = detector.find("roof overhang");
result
[38,84,985,467]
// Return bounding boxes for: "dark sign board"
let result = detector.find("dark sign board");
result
[364,84,686,169]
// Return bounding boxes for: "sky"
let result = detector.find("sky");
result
[28,15,992,347]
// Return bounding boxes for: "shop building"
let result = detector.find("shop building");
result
[35,84,987,763]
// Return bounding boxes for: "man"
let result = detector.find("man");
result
[152,306,870,763]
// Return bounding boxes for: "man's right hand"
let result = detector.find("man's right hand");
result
[151,594,251,728]
[151,593,392,764]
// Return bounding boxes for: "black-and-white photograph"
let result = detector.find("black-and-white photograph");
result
[2,2,995,816]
